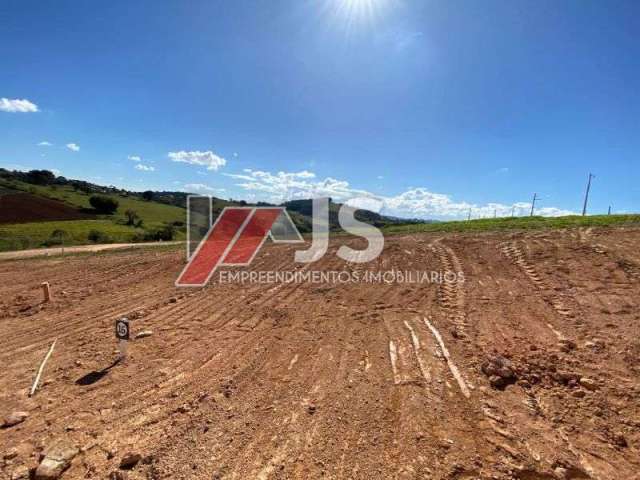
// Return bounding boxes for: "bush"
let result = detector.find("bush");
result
[89,195,119,214]
[42,229,68,247]
[88,230,113,243]
[125,209,140,226]
[142,224,176,241]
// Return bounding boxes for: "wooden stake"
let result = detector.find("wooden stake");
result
[41,282,51,302]
[29,339,57,397]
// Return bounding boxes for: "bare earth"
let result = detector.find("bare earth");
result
[1,228,639,480]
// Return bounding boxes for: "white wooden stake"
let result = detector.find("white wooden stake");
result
[118,339,128,361]
[41,282,52,302]
[29,339,57,397]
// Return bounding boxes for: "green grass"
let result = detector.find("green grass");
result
[383,214,640,235]
[0,179,185,228]
[0,220,148,251]
[0,179,187,251]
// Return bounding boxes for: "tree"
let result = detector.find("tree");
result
[124,209,140,226]
[89,195,119,214]
[26,169,55,185]
[142,190,154,201]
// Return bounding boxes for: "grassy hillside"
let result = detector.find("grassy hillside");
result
[383,214,640,234]
[3,169,636,252]
[0,179,185,226]
[0,178,186,251]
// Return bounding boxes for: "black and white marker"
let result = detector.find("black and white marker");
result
[115,317,130,360]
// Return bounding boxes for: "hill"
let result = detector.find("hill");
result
[0,168,422,252]
[0,169,187,251]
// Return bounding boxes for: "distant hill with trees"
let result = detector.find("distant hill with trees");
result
[0,168,425,251]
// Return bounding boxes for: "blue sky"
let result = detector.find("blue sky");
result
[1,0,639,219]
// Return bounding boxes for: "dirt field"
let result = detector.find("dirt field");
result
[1,228,639,480]
[0,193,94,224]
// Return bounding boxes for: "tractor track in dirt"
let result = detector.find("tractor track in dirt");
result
[2,229,640,480]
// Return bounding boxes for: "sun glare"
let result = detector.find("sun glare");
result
[323,0,392,32]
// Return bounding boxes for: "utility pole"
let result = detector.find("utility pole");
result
[494,209,497,218]
[467,208,471,221]
[511,206,515,217]
[582,173,595,216]
[530,193,538,217]
[608,206,611,215]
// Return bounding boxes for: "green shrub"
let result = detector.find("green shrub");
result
[89,195,119,214]
[88,229,113,243]
[42,229,69,246]
[125,209,140,226]
[143,224,176,241]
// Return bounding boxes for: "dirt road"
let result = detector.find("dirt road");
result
[1,228,639,479]
[0,241,183,261]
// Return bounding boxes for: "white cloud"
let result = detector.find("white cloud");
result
[66,143,80,152]
[224,168,575,219]
[51,168,61,176]
[183,183,225,193]
[37,141,52,146]
[0,98,39,113]
[168,150,227,171]
[224,169,368,203]
[128,155,141,162]
[135,164,155,172]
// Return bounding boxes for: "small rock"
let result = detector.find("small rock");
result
[2,412,28,428]
[4,447,19,460]
[35,439,79,479]
[613,434,628,448]
[558,339,577,352]
[572,390,586,398]
[307,404,317,415]
[488,375,506,389]
[579,377,598,391]
[554,371,580,386]
[10,466,30,480]
[481,355,517,390]
[517,379,531,389]
[109,471,127,480]
[554,467,568,479]
[119,452,142,470]
[168,297,177,304]
[135,330,153,339]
